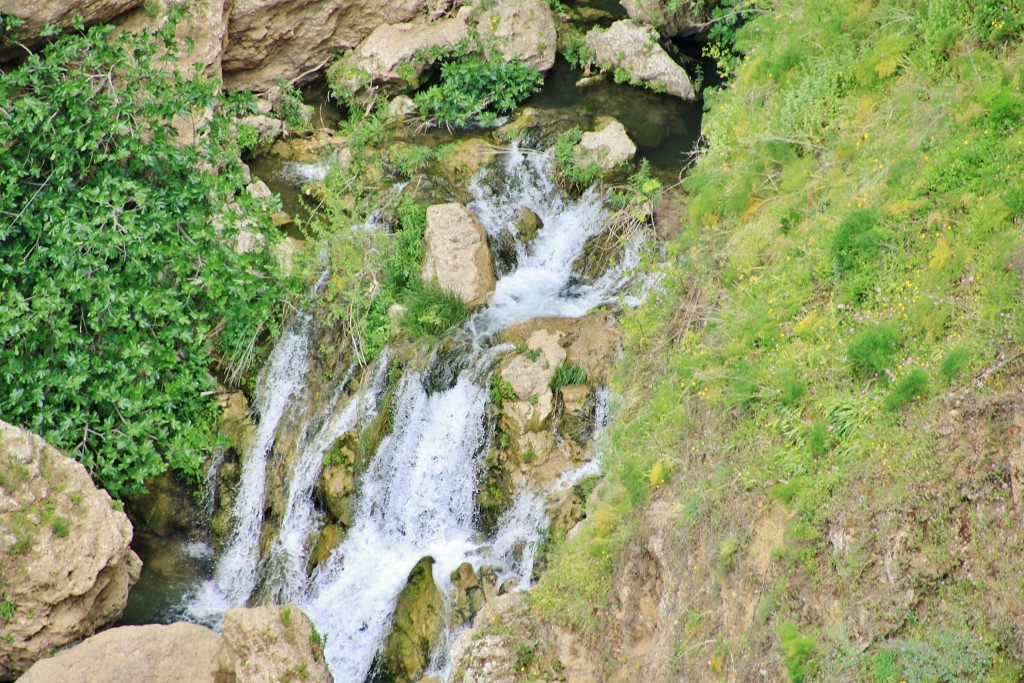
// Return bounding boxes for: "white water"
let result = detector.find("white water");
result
[187,146,637,679]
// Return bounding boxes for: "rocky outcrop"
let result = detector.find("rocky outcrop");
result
[330,14,470,96]
[585,20,697,101]
[222,0,429,92]
[20,604,331,683]
[0,421,141,680]
[573,117,637,173]
[0,0,143,59]
[18,623,232,683]
[620,0,709,38]
[115,0,230,78]
[474,0,557,72]
[371,557,445,683]
[222,604,332,683]
[422,203,497,307]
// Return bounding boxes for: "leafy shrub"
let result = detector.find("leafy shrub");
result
[274,76,309,129]
[0,14,287,496]
[879,630,994,683]
[551,363,588,392]
[847,324,902,382]
[779,622,817,683]
[884,369,929,411]
[939,348,970,384]
[415,46,543,127]
[489,375,518,405]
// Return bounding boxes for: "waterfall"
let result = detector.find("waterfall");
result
[187,144,640,678]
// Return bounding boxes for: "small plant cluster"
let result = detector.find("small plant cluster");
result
[554,127,600,189]
[0,12,288,496]
[414,40,544,127]
[550,363,588,392]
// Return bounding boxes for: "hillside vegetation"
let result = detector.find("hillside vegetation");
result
[532,0,1024,680]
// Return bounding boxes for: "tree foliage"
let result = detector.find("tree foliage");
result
[0,15,288,496]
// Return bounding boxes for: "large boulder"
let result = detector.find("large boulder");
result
[499,328,567,436]
[371,557,446,683]
[0,0,143,60]
[474,0,557,72]
[19,604,331,683]
[422,203,497,307]
[0,421,142,680]
[222,0,429,92]
[620,0,709,38]
[585,20,697,101]
[221,604,332,683]
[573,117,637,172]
[18,623,232,683]
[329,15,470,96]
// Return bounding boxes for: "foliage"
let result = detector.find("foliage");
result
[398,282,471,343]
[847,324,902,382]
[553,127,600,188]
[415,42,543,127]
[489,375,518,405]
[779,622,817,683]
[939,348,970,384]
[884,368,930,410]
[551,363,588,392]
[274,76,310,130]
[0,15,287,496]
[875,631,994,682]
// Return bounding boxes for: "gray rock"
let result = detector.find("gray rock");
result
[585,20,697,101]
[474,0,557,72]
[620,0,708,38]
[573,117,637,172]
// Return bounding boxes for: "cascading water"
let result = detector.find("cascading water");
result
[185,144,642,679]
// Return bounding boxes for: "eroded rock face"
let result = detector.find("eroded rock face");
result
[222,0,429,92]
[115,0,230,78]
[222,604,332,683]
[18,623,232,683]
[371,557,445,683]
[331,15,470,95]
[474,0,557,72]
[0,0,143,59]
[0,421,142,680]
[585,20,696,101]
[620,0,708,38]
[422,203,497,306]
[574,117,637,172]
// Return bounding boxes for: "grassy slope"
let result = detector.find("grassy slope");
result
[532,0,1024,680]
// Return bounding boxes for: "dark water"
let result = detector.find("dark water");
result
[117,532,216,626]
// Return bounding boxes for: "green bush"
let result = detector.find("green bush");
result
[398,282,471,343]
[939,348,970,384]
[415,45,543,127]
[879,630,994,683]
[0,14,287,496]
[847,324,902,382]
[884,369,930,411]
[832,209,883,276]
[489,375,518,405]
[779,622,817,683]
[554,127,600,188]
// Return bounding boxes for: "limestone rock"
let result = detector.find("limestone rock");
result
[237,114,286,154]
[573,117,637,172]
[0,0,143,59]
[331,16,470,95]
[501,312,620,384]
[585,20,696,101]
[307,523,346,574]
[19,623,232,683]
[0,421,142,680]
[221,604,332,683]
[222,0,429,92]
[115,0,230,79]
[450,562,487,625]
[371,557,445,683]
[513,207,543,245]
[499,329,567,435]
[620,0,708,38]
[475,0,557,72]
[389,95,420,119]
[422,203,497,306]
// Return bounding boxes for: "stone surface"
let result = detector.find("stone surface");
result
[474,0,557,72]
[450,562,487,625]
[389,95,420,118]
[115,0,230,79]
[222,0,429,92]
[620,0,708,38]
[371,557,445,683]
[221,603,332,683]
[501,312,621,384]
[499,329,567,435]
[0,421,142,680]
[0,0,143,59]
[237,114,286,154]
[422,203,497,306]
[19,623,231,683]
[585,20,696,101]
[331,16,469,95]
[574,117,637,172]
